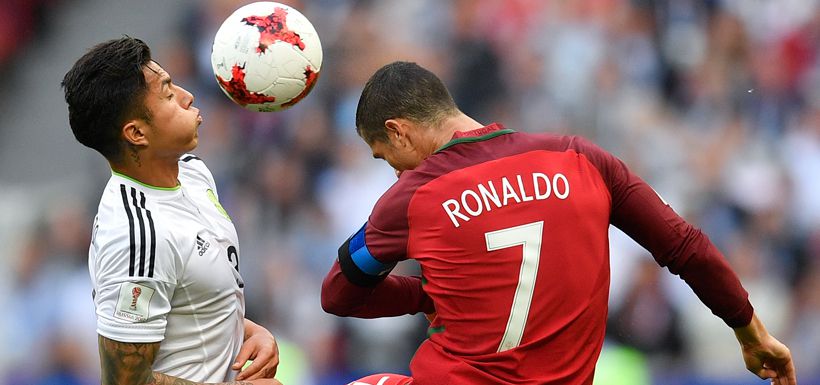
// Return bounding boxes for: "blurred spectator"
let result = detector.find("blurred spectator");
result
[607,259,686,371]
[4,203,96,385]
[0,0,62,71]
[786,258,820,378]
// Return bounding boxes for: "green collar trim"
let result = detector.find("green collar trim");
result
[435,128,515,153]
[427,325,446,337]
[112,171,181,191]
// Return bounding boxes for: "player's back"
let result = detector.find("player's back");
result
[401,126,612,384]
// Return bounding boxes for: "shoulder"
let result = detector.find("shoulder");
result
[501,132,621,174]
[93,183,192,283]
[96,179,140,235]
[559,135,627,181]
[559,134,610,158]
[504,130,585,154]
[369,169,435,230]
[97,179,191,243]
[178,153,216,187]
[487,130,610,157]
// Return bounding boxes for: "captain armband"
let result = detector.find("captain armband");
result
[338,223,397,287]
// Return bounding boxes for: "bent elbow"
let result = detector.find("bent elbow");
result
[321,297,347,316]
[320,288,338,314]
[320,293,357,317]
[321,280,352,316]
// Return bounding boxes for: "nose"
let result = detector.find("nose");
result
[179,86,195,109]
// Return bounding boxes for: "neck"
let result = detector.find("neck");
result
[432,112,484,149]
[110,152,180,188]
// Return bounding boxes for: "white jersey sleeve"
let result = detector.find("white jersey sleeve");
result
[91,186,186,343]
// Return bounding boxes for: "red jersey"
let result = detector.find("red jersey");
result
[322,123,753,385]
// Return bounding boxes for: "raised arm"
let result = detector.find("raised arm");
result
[570,136,796,383]
[573,135,752,326]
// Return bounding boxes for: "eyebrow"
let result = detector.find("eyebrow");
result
[145,63,171,90]
[160,76,172,91]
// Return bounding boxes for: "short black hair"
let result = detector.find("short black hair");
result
[355,61,457,143]
[61,36,153,161]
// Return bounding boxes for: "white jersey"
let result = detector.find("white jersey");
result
[89,154,245,382]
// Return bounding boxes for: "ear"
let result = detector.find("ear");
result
[384,118,409,147]
[122,120,149,147]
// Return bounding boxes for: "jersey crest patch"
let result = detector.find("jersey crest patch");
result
[114,282,155,322]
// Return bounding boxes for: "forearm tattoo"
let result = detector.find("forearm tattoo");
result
[148,374,254,385]
[98,335,157,385]
[98,335,254,385]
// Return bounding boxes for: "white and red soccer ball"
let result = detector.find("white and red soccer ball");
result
[211,2,322,112]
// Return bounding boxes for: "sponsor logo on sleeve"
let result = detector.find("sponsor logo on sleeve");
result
[114,282,155,322]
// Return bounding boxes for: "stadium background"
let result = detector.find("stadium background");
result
[0,0,818,384]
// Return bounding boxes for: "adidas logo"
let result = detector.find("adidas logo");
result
[196,235,210,256]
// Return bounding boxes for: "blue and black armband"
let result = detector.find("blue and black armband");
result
[338,223,397,287]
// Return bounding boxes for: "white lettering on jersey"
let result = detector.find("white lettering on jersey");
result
[442,172,570,228]
[114,282,155,322]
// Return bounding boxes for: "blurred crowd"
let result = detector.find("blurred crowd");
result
[2,0,820,384]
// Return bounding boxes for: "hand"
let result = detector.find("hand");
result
[234,320,280,381]
[734,314,797,385]
[739,335,796,385]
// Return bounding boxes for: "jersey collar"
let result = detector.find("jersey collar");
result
[436,123,514,153]
[111,170,182,199]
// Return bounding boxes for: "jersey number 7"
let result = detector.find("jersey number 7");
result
[485,221,544,352]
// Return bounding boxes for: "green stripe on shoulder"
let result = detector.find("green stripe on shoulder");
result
[435,128,515,153]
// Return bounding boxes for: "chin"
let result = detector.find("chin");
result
[186,138,198,152]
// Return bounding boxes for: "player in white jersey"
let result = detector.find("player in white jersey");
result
[62,37,282,385]
[92,157,246,380]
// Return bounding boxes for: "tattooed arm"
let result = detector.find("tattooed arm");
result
[98,335,282,385]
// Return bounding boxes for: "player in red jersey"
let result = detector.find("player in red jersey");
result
[321,62,797,385]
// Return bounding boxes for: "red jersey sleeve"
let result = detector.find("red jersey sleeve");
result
[321,262,434,318]
[320,180,435,318]
[569,136,754,328]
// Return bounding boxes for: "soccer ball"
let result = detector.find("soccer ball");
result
[211,2,322,112]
